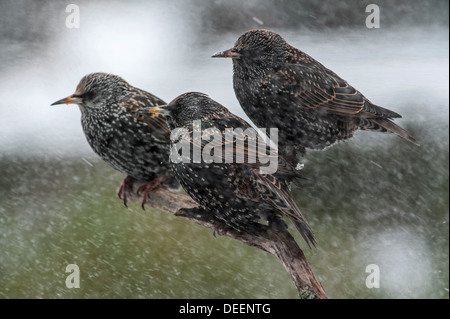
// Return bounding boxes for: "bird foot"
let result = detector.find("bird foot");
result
[117,176,135,208]
[137,175,172,210]
[212,226,226,238]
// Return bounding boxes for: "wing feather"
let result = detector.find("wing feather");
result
[263,60,401,119]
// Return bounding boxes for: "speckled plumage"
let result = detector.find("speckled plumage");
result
[140,92,315,247]
[214,29,419,165]
[51,72,178,206]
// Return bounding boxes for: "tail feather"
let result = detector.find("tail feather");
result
[359,118,420,146]
[288,216,316,249]
[364,101,402,119]
[372,118,420,146]
[267,176,316,248]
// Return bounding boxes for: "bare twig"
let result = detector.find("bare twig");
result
[128,184,328,299]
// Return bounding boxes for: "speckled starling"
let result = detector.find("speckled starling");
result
[141,92,316,247]
[51,72,178,207]
[213,29,419,165]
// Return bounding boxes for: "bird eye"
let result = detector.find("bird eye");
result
[77,91,94,100]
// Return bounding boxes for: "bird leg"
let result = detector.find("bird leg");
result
[137,175,172,210]
[117,175,136,208]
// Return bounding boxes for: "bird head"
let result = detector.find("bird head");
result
[51,73,129,112]
[147,92,229,129]
[212,29,288,70]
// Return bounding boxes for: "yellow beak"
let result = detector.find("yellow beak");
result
[51,94,83,105]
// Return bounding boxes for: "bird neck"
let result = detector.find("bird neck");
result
[79,100,124,131]
[232,59,268,80]
[232,46,289,80]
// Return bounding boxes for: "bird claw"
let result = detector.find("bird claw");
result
[212,225,227,237]
[136,175,172,210]
[117,176,135,208]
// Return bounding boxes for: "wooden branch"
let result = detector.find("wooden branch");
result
[127,184,328,299]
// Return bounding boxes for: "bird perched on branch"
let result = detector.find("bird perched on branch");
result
[51,72,178,208]
[139,92,316,248]
[213,29,419,165]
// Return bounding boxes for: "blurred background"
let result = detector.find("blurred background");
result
[0,0,448,298]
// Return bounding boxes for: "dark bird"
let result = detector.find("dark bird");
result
[51,72,178,207]
[213,29,419,165]
[141,92,316,248]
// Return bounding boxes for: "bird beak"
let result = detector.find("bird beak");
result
[212,48,241,59]
[150,105,172,116]
[51,94,82,106]
[137,105,171,118]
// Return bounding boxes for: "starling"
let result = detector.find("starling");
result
[213,29,419,165]
[141,92,316,247]
[51,72,178,207]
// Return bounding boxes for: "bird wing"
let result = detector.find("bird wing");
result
[176,114,315,246]
[184,113,263,170]
[234,167,316,247]
[188,113,308,184]
[262,62,401,119]
[121,90,171,141]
